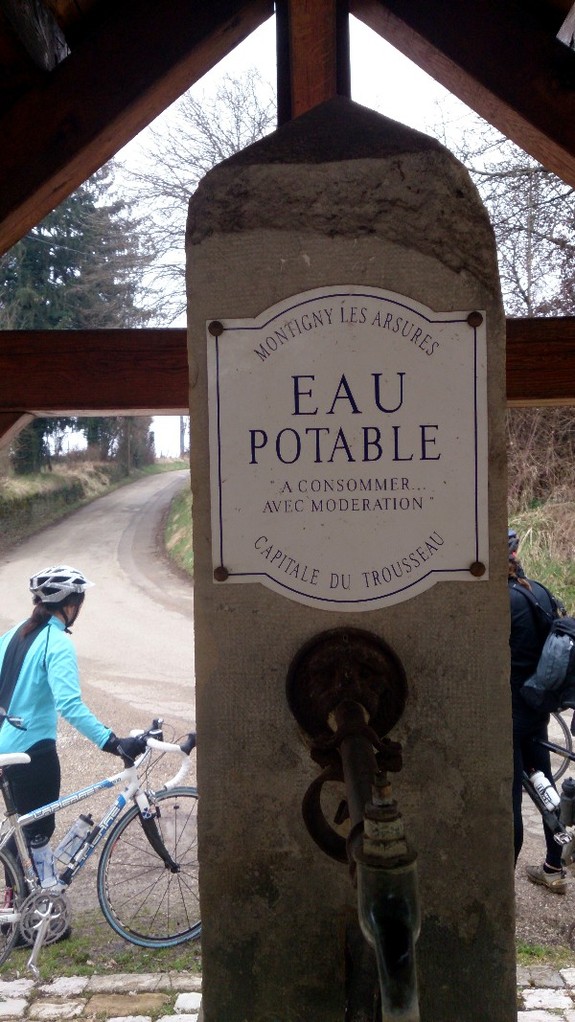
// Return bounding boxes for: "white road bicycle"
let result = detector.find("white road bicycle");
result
[0,716,199,977]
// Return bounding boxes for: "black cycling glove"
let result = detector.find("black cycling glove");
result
[102,733,146,765]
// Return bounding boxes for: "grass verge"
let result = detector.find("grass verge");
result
[164,488,193,578]
[510,502,575,611]
[0,906,201,982]
[516,940,574,969]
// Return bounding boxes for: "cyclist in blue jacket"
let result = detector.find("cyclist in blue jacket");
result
[0,564,143,892]
[509,533,568,893]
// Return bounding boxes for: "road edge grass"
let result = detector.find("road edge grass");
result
[164,487,193,578]
[0,907,202,981]
[516,940,574,969]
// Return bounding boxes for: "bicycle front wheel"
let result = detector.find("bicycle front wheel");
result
[0,847,26,967]
[549,711,573,782]
[97,786,200,948]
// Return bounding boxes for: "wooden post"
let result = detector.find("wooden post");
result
[0,412,33,450]
[276,0,350,124]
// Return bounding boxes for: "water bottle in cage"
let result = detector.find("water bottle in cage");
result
[54,813,94,865]
[560,777,575,826]
[530,771,560,812]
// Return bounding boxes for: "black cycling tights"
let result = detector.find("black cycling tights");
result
[3,739,60,849]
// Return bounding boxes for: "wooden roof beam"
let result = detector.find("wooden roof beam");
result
[506,316,575,405]
[0,412,33,449]
[0,329,189,426]
[1,317,575,444]
[276,0,351,123]
[351,0,575,187]
[0,0,274,255]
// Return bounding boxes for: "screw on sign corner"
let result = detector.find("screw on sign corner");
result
[466,311,483,328]
[469,561,486,577]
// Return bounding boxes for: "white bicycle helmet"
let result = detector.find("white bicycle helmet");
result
[29,564,95,603]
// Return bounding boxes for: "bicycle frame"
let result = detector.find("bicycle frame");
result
[523,734,575,847]
[537,737,575,763]
[0,731,193,904]
[0,753,152,890]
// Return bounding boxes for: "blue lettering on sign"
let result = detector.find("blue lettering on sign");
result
[249,424,440,465]
[248,371,441,466]
[291,372,405,416]
[253,308,335,361]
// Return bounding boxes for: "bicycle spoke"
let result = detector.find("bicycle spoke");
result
[97,787,200,947]
[0,848,26,966]
[549,711,573,782]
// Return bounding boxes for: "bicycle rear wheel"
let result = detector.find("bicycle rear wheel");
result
[0,847,26,966]
[97,786,200,948]
[549,711,573,782]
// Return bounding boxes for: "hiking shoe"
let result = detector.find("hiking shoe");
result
[526,863,568,894]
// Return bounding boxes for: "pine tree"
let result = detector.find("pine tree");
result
[0,164,155,472]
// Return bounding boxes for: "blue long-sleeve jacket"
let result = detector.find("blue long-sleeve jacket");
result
[0,616,112,754]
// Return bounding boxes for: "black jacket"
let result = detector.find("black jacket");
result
[509,577,555,689]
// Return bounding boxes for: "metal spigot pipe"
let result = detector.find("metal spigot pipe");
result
[355,775,420,1021]
[356,857,420,1022]
[333,699,378,831]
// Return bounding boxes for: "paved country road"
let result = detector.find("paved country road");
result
[0,469,196,813]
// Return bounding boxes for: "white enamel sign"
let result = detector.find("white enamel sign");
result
[207,286,488,611]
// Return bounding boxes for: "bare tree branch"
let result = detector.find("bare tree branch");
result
[119,70,276,322]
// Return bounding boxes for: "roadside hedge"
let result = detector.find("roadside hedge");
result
[0,465,122,553]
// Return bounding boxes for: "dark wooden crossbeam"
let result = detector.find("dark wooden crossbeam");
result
[1,320,574,447]
[0,0,274,255]
[0,329,189,421]
[506,316,575,405]
[352,0,575,188]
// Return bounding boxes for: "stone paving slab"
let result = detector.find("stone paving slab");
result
[0,999,28,1019]
[0,972,202,1022]
[84,993,170,1016]
[522,988,574,1010]
[108,1017,151,1022]
[28,1002,84,1020]
[518,1013,569,1022]
[517,965,575,1020]
[158,1017,199,1022]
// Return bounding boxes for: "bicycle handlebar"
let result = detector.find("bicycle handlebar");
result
[134,721,197,789]
[145,735,195,788]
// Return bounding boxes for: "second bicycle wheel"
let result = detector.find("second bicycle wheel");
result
[97,786,200,948]
[549,711,573,782]
[0,847,26,966]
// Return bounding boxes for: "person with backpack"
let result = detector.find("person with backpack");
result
[0,564,145,897]
[509,531,568,893]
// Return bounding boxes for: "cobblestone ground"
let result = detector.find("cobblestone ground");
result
[0,972,202,1021]
[518,966,575,1020]
[1,962,575,1019]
